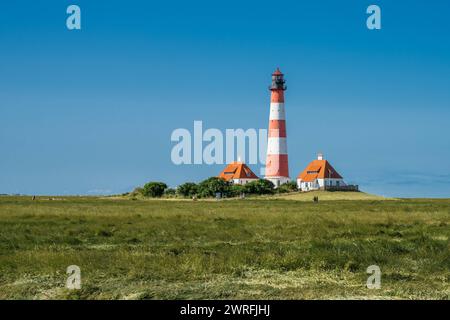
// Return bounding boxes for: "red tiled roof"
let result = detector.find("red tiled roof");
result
[218,162,258,181]
[297,159,343,182]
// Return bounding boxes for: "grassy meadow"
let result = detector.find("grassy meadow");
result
[0,194,449,299]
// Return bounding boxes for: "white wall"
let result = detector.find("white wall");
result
[232,178,258,185]
[266,177,291,188]
[297,178,346,191]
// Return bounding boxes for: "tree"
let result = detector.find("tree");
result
[276,181,298,193]
[197,177,231,198]
[164,188,176,197]
[244,179,275,195]
[177,182,198,198]
[142,182,167,198]
[229,184,245,197]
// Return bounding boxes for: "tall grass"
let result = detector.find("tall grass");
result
[0,196,449,299]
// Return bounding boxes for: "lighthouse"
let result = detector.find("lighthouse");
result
[265,68,290,187]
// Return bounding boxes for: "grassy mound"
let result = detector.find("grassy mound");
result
[271,191,391,201]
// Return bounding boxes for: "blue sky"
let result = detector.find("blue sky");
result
[1,0,449,197]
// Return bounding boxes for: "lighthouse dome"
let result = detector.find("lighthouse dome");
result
[272,68,283,76]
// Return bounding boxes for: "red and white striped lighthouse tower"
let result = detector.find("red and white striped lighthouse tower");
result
[265,68,290,187]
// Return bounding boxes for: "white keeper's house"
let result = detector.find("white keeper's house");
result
[297,153,349,191]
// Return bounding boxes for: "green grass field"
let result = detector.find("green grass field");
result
[0,194,449,299]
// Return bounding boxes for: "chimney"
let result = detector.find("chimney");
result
[317,153,323,160]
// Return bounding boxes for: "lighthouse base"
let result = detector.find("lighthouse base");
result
[265,176,291,188]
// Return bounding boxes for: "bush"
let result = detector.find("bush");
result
[164,188,176,197]
[229,184,245,197]
[244,179,275,195]
[142,182,167,198]
[177,182,198,198]
[130,187,143,197]
[276,181,298,193]
[197,177,231,198]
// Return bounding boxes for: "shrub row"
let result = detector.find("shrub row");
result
[133,177,298,198]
